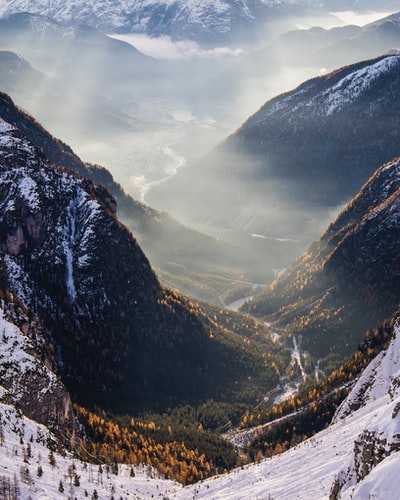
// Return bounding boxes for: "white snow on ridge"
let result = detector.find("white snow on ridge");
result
[325,56,399,115]
[4,257,34,306]
[0,304,62,412]
[0,0,312,38]
[0,118,36,160]
[346,451,400,499]
[0,308,41,377]
[251,55,400,128]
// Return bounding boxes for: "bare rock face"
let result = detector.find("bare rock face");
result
[330,427,400,499]
[3,206,46,256]
[330,323,400,498]
[0,293,78,445]
[352,431,394,484]
[5,225,25,255]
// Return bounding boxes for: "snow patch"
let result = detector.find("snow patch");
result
[0,118,15,134]
[18,176,40,211]
[325,57,399,115]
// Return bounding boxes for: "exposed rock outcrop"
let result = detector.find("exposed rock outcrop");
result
[330,323,400,498]
[0,296,78,445]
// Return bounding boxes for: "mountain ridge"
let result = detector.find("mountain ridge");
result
[0,0,327,45]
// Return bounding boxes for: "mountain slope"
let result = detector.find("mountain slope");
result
[0,84,250,303]
[245,155,400,366]
[174,317,400,499]
[0,96,288,414]
[0,290,77,442]
[318,14,400,67]
[0,284,398,500]
[0,370,181,498]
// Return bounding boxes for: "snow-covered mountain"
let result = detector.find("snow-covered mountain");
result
[0,90,288,417]
[0,0,396,47]
[173,319,400,499]
[0,110,162,410]
[1,297,398,498]
[0,306,181,498]
[0,0,327,45]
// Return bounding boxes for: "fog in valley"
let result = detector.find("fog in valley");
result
[0,6,398,304]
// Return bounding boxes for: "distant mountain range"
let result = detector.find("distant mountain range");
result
[0,1,396,48]
[0,0,335,46]
[0,12,159,101]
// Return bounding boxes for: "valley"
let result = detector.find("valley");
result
[0,1,400,498]
[2,7,400,303]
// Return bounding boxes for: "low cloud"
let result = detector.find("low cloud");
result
[110,33,244,60]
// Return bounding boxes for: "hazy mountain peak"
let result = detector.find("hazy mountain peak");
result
[0,0,324,44]
[242,54,400,129]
